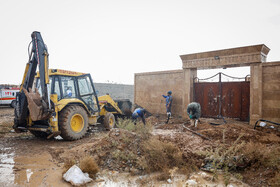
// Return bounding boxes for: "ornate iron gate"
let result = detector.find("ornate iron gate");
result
[194,73,250,121]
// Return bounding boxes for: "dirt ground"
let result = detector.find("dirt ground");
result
[0,106,280,186]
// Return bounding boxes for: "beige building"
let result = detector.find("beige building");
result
[134,44,280,125]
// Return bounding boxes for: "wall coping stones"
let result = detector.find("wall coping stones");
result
[135,69,183,76]
[262,61,280,67]
[180,44,270,69]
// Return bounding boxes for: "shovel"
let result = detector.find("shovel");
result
[23,88,51,121]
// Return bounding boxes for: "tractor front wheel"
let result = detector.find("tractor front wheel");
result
[59,105,88,140]
[104,113,115,130]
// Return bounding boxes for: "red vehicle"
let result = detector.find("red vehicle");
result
[0,88,19,107]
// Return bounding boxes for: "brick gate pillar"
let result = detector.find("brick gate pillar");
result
[182,68,197,118]
[250,64,263,125]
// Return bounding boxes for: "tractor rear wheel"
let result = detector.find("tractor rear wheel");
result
[59,105,88,140]
[10,100,16,108]
[104,113,115,130]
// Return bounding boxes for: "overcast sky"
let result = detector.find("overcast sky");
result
[0,0,279,85]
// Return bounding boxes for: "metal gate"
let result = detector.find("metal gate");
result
[194,73,250,121]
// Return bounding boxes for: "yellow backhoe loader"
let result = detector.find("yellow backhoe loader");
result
[13,31,130,140]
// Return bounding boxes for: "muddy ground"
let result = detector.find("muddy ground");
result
[0,106,280,187]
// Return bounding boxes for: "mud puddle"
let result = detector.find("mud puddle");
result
[0,148,68,187]
[0,147,15,186]
[1,149,247,187]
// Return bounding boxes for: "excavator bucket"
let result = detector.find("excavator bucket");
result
[23,88,51,121]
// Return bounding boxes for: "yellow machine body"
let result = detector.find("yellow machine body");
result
[25,69,124,136]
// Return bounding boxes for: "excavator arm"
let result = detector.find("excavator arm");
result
[14,31,52,129]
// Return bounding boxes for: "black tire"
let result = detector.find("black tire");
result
[59,105,89,141]
[29,130,50,139]
[104,113,115,130]
[10,100,16,108]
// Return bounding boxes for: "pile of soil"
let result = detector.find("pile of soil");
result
[1,107,280,186]
[153,117,280,186]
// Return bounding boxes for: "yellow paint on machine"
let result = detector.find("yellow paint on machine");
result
[35,69,85,78]
[20,63,30,91]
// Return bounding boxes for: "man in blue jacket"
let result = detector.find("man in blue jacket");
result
[132,108,146,125]
[162,91,173,123]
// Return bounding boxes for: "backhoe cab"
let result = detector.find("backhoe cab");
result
[14,32,129,140]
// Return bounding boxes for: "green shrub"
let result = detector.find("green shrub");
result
[117,118,152,140]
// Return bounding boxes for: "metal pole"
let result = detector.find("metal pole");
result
[218,73,222,117]
[193,76,195,102]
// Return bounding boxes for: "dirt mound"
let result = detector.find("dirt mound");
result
[57,116,280,186]
[152,117,280,186]
[1,108,280,186]
[60,125,196,178]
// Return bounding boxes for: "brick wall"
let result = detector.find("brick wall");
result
[262,62,280,123]
[134,70,184,116]
[94,83,134,103]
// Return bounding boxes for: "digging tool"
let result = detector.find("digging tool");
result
[209,115,227,126]
[182,124,211,140]
[254,119,280,129]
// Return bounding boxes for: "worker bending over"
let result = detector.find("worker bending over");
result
[132,108,146,125]
[187,102,201,127]
[162,91,173,123]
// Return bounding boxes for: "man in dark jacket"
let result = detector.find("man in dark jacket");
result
[187,102,201,127]
[162,91,173,123]
[132,108,146,125]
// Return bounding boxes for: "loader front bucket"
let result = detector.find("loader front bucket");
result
[23,88,51,121]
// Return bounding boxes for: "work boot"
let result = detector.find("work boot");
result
[194,119,198,128]
[190,119,195,127]
[166,113,171,124]
[166,116,169,124]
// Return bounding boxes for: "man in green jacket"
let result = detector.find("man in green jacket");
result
[187,102,201,127]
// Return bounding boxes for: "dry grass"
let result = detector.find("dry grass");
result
[62,156,99,179]
[62,159,76,174]
[198,134,280,186]
[139,137,185,173]
[156,169,170,181]
[263,146,280,169]
[79,156,99,179]
[270,172,280,187]
[103,118,192,177]
[241,141,267,166]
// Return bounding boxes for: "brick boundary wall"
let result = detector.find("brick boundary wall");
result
[94,83,134,103]
[134,70,184,116]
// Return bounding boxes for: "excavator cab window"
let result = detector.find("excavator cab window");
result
[60,76,76,98]
[35,74,99,113]
[53,77,61,100]
[77,74,99,112]
[35,77,52,96]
